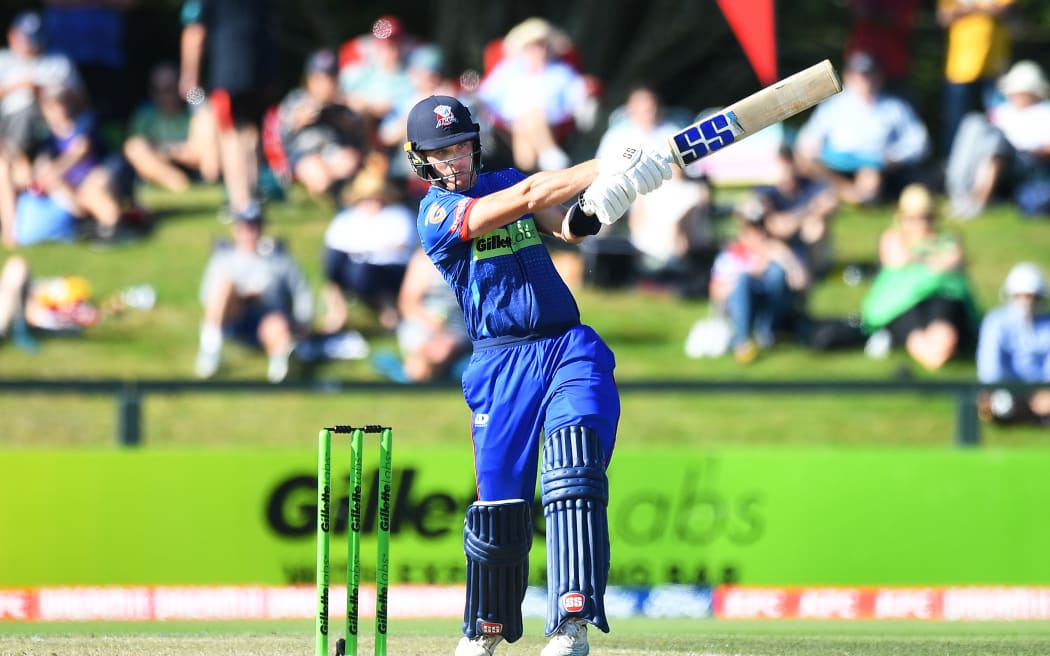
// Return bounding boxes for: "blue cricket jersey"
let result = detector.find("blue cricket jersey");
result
[416,168,619,502]
[416,169,581,348]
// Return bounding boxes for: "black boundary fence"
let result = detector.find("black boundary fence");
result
[1,378,1038,447]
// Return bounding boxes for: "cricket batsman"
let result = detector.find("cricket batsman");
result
[404,95,672,656]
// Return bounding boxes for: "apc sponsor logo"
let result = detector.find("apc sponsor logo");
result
[561,592,586,613]
[797,588,860,619]
[480,621,503,635]
[0,591,28,619]
[873,588,935,619]
[719,587,785,619]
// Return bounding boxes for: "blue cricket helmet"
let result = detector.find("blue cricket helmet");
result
[404,95,482,185]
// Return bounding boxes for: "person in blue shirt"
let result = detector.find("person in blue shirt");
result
[977,262,1050,426]
[403,95,670,656]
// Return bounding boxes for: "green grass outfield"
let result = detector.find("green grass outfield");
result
[3,184,1050,448]
[4,618,1050,655]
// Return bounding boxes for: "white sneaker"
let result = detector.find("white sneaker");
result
[540,619,589,656]
[267,348,292,383]
[454,634,503,656]
[194,349,221,379]
[863,329,892,360]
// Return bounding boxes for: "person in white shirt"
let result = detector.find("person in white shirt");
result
[795,50,930,204]
[594,85,713,287]
[947,60,1050,218]
[977,262,1050,426]
[320,163,416,333]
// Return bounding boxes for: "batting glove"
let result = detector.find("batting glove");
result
[599,145,673,195]
[580,174,635,225]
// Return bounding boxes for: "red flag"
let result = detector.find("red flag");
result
[716,0,777,85]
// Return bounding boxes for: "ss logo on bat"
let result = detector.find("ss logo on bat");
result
[672,113,738,165]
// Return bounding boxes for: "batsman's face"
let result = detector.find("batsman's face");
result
[425,141,475,191]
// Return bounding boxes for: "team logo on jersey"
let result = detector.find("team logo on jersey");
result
[560,592,586,613]
[434,104,458,128]
[479,622,503,635]
[426,203,446,225]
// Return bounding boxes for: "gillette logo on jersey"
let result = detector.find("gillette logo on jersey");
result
[472,218,541,260]
[561,592,586,613]
[433,104,458,128]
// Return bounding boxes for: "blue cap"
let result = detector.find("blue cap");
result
[408,45,444,74]
[11,11,44,48]
[304,48,338,76]
[405,95,479,151]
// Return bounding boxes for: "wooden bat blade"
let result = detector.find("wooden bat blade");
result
[667,59,842,169]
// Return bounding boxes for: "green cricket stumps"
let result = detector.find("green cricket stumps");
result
[346,428,364,656]
[315,428,332,656]
[376,427,393,656]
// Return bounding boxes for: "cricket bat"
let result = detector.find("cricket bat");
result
[666,59,842,168]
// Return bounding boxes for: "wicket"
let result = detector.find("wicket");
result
[316,425,393,656]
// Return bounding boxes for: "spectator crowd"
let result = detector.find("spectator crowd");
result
[1,5,1048,426]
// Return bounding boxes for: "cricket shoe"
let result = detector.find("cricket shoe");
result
[455,634,503,656]
[540,619,589,656]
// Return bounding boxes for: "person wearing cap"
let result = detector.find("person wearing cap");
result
[795,50,930,205]
[0,11,81,159]
[319,157,416,334]
[403,93,670,656]
[988,60,1050,215]
[860,183,978,370]
[338,15,414,127]
[275,47,367,199]
[476,17,592,172]
[0,10,82,240]
[977,262,1050,426]
[377,44,457,188]
[708,194,810,364]
[945,59,1050,219]
[195,202,314,383]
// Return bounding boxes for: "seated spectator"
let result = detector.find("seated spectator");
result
[709,196,810,363]
[945,60,1050,219]
[0,11,81,165]
[338,15,415,130]
[123,61,220,192]
[276,48,368,200]
[0,11,82,239]
[861,184,978,370]
[754,145,840,280]
[476,17,592,172]
[195,202,314,383]
[976,262,1050,426]
[372,248,470,383]
[596,85,714,290]
[377,44,456,189]
[320,160,416,334]
[600,83,713,289]
[795,50,930,205]
[0,254,37,352]
[34,82,124,241]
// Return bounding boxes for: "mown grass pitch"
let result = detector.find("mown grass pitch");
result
[4,618,1050,655]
